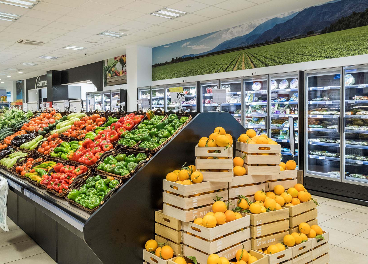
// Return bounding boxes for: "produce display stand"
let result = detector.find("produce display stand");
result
[3,112,245,264]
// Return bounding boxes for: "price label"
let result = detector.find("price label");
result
[212,89,226,104]
[356,161,364,165]
[169,87,183,93]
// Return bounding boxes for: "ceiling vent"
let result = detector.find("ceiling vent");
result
[17,39,44,46]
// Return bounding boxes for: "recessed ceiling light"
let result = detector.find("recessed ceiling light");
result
[0,82,4,84]
[7,76,11,78]
[18,71,23,74]
[64,46,85,51]
[0,0,38,9]
[0,12,20,22]
[151,8,186,19]
[98,31,125,38]
[40,55,58,60]
[23,62,37,66]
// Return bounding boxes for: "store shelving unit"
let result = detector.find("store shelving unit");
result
[166,83,197,113]
[86,90,127,112]
[137,86,151,111]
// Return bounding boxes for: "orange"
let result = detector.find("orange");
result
[200,137,209,141]
[275,203,282,210]
[174,257,187,264]
[216,135,230,147]
[178,170,190,181]
[286,160,297,170]
[224,210,236,222]
[235,249,249,262]
[308,229,317,238]
[194,218,203,226]
[279,162,286,170]
[191,171,203,183]
[207,254,221,264]
[238,198,249,210]
[145,239,158,252]
[214,127,226,135]
[182,180,192,185]
[259,134,268,139]
[249,203,262,214]
[212,200,227,213]
[206,212,215,216]
[161,245,174,260]
[284,234,296,247]
[214,212,226,225]
[281,192,292,203]
[225,134,233,145]
[266,192,276,199]
[166,172,178,182]
[254,191,266,202]
[256,137,268,144]
[207,139,217,147]
[276,243,285,252]
[209,132,220,141]
[294,184,305,192]
[246,129,256,138]
[234,212,242,219]
[311,225,323,235]
[299,223,311,234]
[280,166,285,171]
[219,257,229,264]
[233,157,244,167]
[300,233,308,242]
[267,245,279,254]
[274,185,285,195]
[248,255,258,263]
[155,247,162,258]
[287,188,299,198]
[173,170,180,175]
[188,165,196,173]
[261,206,267,213]
[291,233,302,244]
[198,139,207,147]
[234,166,246,176]
[264,198,277,211]
[202,215,217,228]
[238,134,249,143]
[275,195,285,206]
[292,198,301,205]
[298,191,310,202]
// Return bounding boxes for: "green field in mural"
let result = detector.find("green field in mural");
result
[152,25,368,81]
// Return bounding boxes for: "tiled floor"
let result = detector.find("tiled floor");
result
[1,196,368,263]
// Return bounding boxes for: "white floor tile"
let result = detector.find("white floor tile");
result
[317,204,351,217]
[0,240,44,264]
[358,229,368,239]
[324,199,361,210]
[330,246,368,263]
[317,212,334,223]
[320,217,367,235]
[340,210,368,225]
[7,252,55,264]
[0,229,31,247]
[339,236,368,256]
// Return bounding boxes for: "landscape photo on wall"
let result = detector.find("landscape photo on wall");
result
[152,0,368,81]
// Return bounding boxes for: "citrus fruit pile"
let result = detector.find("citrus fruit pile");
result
[279,160,297,171]
[165,165,204,185]
[194,199,243,228]
[145,239,174,260]
[233,157,247,176]
[198,127,233,148]
[206,248,259,263]
[238,129,277,145]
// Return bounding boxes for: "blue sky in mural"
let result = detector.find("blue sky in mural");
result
[152,0,341,65]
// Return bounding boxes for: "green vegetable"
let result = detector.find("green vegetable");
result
[109,180,119,188]
[125,154,137,163]
[127,162,138,172]
[115,154,126,162]
[95,180,108,192]
[136,153,147,163]
[68,190,80,201]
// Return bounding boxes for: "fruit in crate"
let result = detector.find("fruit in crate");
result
[198,127,233,148]
[238,130,277,145]
[165,164,203,184]
[285,160,296,170]
[174,257,187,264]
[145,239,158,252]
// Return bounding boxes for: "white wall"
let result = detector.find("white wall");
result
[103,84,128,91]
[0,81,16,102]
[71,83,97,100]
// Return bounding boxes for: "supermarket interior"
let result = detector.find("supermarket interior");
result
[1,0,368,263]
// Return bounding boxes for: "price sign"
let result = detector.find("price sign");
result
[169,87,183,93]
[212,89,226,104]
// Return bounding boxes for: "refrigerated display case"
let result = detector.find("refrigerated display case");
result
[270,72,299,164]
[111,89,127,112]
[201,80,220,112]
[305,68,342,180]
[103,91,112,111]
[151,86,165,111]
[221,78,242,123]
[86,92,96,112]
[244,75,268,134]
[166,83,197,112]
[138,87,151,111]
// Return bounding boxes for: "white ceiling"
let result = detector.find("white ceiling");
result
[0,0,331,81]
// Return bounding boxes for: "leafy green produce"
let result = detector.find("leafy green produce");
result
[0,109,32,130]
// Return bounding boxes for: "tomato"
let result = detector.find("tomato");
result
[44,146,50,151]
[39,148,45,153]
[52,133,59,139]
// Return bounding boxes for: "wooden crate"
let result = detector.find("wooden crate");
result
[290,218,318,233]
[236,142,281,154]
[248,250,269,264]
[269,170,298,181]
[143,250,172,264]
[155,223,181,244]
[183,241,251,264]
[182,215,250,254]
[156,210,181,231]
[291,239,312,258]
[251,231,289,250]
[195,145,233,182]
[289,200,318,229]
[311,232,329,260]
[230,175,266,187]
[229,182,266,199]
[313,253,329,264]
[266,178,298,191]
[250,208,290,239]
[235,151,281,165]
[289,200,317,217]
[155,211,182,255]
[263,247,293,264]
[245,165,280,176]
[155,235,182,256]
[162,180,228,222]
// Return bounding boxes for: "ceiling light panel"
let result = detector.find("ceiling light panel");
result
[64,46,85,51]
[39,55,58,60]
[0,0,38,9]
[22,62,37,66]
[0,12,20,22]
[98,30,125,38]
[151,8,186,19]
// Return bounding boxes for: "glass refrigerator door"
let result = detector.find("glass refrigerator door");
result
[102,91,111,112]
[111,90,121,112]
[201,80,220,112]
[344,65,368,184]
[244,76,268,134]
[151,87,165,111]
[270,73,299,164]
[94,92,103,111]
[182,84,197,112]
[306,69,341,180]
[137,87,151,111]
[221,79,242,123]
[86,93,95,112]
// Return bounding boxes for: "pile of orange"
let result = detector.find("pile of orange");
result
[284,184,312,206]
[207,248,259,263]
[238,129,278,145]
[144,239,174,260]
[198,127,233,148]
[279,160,297,171]
[233,157,246,176]
[165,165,203,185]
[194,200,242,228]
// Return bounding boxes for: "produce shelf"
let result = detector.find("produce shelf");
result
[221,103,241,106]
[271,101,298,104]
[271,114,298,117]
[308,86,340,91]
[245,90,267,94]
[309,141,368,149]
[308,128,337,132]
[245,102,267,105]
[308,100,340,105]
[271,88,299,92]
[308,115,339,118]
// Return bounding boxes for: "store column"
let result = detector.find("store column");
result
[126,46,152,112]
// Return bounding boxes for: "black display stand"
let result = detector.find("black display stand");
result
[4,112,246,263]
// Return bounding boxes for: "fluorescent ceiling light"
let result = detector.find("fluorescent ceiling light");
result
[0,0,38,9]
[64,46,85,51]
[0,11,20,22]
[7,76,11,77]
[0,82,4,84]
[18,71,23,74]
[151,8,186,19]
[23,62,37,66]
[40,55,58,60]
[98,30,125,38]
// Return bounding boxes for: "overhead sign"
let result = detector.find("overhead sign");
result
[169,87,183,93]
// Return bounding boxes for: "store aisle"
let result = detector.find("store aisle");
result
[0,217,55,264]
[1,198,368,263]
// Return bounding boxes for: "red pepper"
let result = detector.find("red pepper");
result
[91,146,101,154]
[108,130,119,142]
[82,138,93,148]
[73,150,84,161]
[99,139,111,147]
[132,116,142,124]
[95,152,104,159]
[117,127,126,135]
[53,163,63,173]
[123,121,134,131]
[102,143,113,151]
[74,167,84,175]
[110,122,122,131]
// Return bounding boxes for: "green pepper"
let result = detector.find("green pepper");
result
[95,180,108,192]
[116,161,127,168]
[50,152,59,158]
[168,114,178,121]
[94,175,102,181]
[125,154,137,163]
[86,181,95,188]
[97,163,106,171]
[75,196,83,204]
[151,137,159,143]
[79,185,88,194]
[159,138,166,144]
[158,129,170,138]
[165,125,174,133]
[136,153,147,162]
[180,116,189,123]
[109,180,119,188]
[97,191,105,199]
[87,196,101,209]
[86,177,95,184]
[146,125,154,130]
[60,142,71,149]
[156,122,165,130]
[80,198,88,208]
[141,133,151,142]
[137,123,146,129]
[105,164,115,173]
[35,168,47,176]
[95,127,105,134]
[53,147,66,153]
[124,133,133,140]
[103,178,111,185]
[113,166,124,175]
[115,154,126,162]
[127,162,138,172]
[60,153,68,160]
[68,189,80,201]
[86,188,97,196]
[120,169,129,176]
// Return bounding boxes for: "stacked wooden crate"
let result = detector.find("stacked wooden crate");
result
[311,232,330,264]
[291,239,313,264]
[267,169,298,191]
[250,208,290,250]
[289,200,318,233]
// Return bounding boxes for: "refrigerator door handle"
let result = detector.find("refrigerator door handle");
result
[338,116,341,134]
[342,117,346,133]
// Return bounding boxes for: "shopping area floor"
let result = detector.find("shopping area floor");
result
[1,196,368,264]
